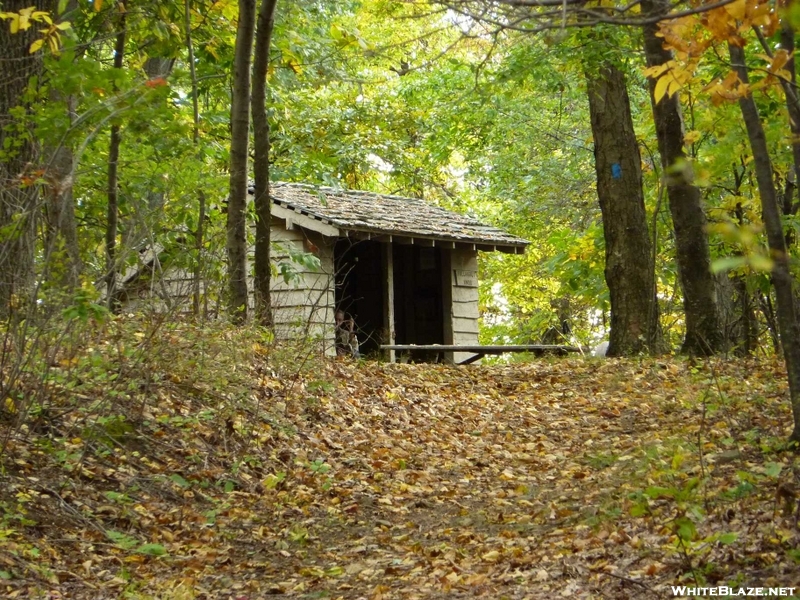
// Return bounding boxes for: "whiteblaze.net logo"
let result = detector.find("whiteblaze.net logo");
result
[671,587,797,597]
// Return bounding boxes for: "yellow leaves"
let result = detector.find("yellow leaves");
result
[684,130,701,145]
[4,397,18,414]
[642,63,669,79]
[654,74,677,103]
[0,5,67,56]
[706,0,777,39]
[724,0,747,20]
[655,0,779,106]
[644,60,692,104]
[766,49,790,73]
[703,70,747,106]
[747,49,794,94]
[705,6,738,40]
[481,549,501,562]
[0,6,70,54]
[0,7,50,33]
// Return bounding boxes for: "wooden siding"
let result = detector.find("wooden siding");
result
[120,218,489,364]
[268,221,336,355]
[449,249,479,364]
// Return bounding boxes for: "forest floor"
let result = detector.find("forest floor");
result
[1,326,800,599]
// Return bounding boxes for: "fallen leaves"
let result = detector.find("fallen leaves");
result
[1,348,799,598]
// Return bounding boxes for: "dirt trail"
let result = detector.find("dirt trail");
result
[1,358,798,598]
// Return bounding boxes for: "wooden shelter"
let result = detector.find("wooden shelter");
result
[110,183,528,362]
[268,183,528,362]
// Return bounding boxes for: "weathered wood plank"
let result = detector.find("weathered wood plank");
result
[381,344,579,352]
[453,316,479,334]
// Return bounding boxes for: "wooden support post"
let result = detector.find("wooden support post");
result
[383,242,395,363]
[441,249,454,364]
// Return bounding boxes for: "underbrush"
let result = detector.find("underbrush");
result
[0,311,334,595]
[1,321,799,598]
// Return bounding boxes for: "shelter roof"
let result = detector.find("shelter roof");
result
[264,183,529,253]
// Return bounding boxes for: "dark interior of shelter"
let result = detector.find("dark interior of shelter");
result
[393,245,444,346]
[334,240,384,354]
[334,240,445,355]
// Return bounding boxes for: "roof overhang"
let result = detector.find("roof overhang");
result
[346,230,526,254]
[270,198,527,255]
[272,203,341,237]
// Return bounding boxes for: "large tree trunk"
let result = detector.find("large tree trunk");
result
[586,63,663,356]
[729,42,800,444]
[0,0,52,317]
[41,0,81,292]
[105,6,127,310]
[252,0,278,327]
[43,102,82,292]
[642,0,723,355]
[226,0,258,323]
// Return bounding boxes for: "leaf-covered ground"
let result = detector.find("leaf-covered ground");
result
[2,345,800,599]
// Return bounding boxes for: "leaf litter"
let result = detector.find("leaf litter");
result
[1,350,799,599]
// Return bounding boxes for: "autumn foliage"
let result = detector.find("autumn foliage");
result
[1,321,799,597]
[647,0,790,106]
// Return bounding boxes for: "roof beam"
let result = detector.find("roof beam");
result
[271,204,340,237]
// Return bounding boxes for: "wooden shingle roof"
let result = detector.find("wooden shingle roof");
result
[265,182,529,253]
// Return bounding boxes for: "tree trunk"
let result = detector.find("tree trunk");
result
[226,0,258,323]
[143,56,175,214]
[778,18,800,213]
[729,42,800,444]
[642,0,723,355]
[0,0,51,317]
[586,63,663,356]
[185,0,206,317]
[252,0,278,327]
[40,0,81,292]
[43,98,82,292]
[753,17,800,241]
[730,201,759,355]
[105,7,127,310]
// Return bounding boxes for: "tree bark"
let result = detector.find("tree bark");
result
[43,97,82,292]
[732,200,759,355]
[778,17,800,212]
[753,17,800,240]
[729,42,800,444]
[252,0,278,327]
[143,56,175,215]
[226,0,258,323]
[642,0,723,355]
[105,6,127,310]
[586,63,663,356]
[185,0,205,317]
[40,0,81,292]
[0,0,52,317]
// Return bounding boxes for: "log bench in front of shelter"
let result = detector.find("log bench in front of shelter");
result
[380,344,581,365]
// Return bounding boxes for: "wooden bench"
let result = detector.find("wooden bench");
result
[380,344,581,365]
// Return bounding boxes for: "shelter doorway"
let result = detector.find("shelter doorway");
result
[393,246,445,346]
[334,240,385,354]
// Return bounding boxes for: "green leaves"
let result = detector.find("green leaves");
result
[135,543,167,557]
[263,471,286,490]
[330,23,370,51]
[674,516,698,542]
